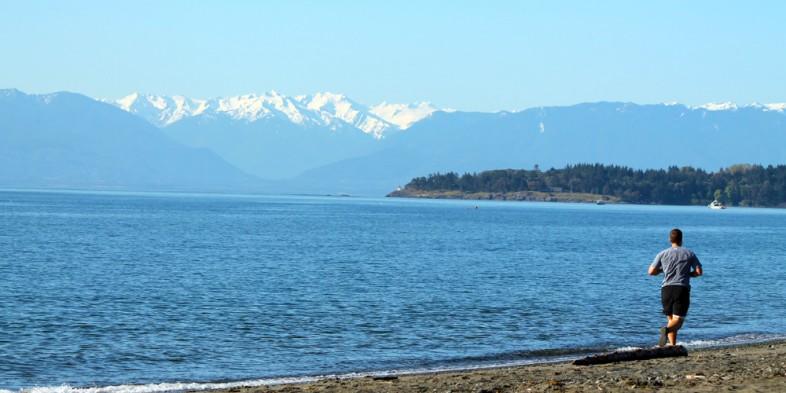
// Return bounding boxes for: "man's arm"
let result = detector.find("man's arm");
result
[648,252,662,276]
[690,254,703,277]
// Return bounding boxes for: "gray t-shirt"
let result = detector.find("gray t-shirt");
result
[650,246,702,288]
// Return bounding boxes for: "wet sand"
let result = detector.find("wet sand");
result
[202,341,786,393]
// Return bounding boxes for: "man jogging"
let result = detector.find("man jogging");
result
[648,228,703,347]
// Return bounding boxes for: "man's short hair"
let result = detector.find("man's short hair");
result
[670,228,683,246]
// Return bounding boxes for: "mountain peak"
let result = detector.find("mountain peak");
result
[370,101,438,129]
[687,101,786,112]
[110,93,208,126]
[0,88,24,97]
[694,102,738,111]
[109,91,439,138]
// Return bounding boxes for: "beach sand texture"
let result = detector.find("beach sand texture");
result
[202,341,786,393]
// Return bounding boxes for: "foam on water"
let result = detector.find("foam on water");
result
[14,333,786,393]
[4,347,587,393]
[681,333,786,348]
[10,358,575,393]
[612,333,786,352]
[13,377,322,393]
[612,346,644,352]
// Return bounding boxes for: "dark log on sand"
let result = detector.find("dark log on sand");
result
[573,345,688,366]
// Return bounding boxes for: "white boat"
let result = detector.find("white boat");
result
[708,200,726,209]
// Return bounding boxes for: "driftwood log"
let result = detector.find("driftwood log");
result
[573,345,688,365]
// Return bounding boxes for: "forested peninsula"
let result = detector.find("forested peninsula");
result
[388,164,786,207]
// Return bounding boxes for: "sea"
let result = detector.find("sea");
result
[2,190,785,392]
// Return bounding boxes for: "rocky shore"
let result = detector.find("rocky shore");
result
[201,341,786,393]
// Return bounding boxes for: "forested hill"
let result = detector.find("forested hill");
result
[389,164,786,207]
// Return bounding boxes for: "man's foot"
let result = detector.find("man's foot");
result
[658,326,669,347]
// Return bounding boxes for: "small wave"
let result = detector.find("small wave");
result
[409,345,605,369]
[10,333,786,393]
[5,351,585,393]
[613,346,644,352]
[681,332,786,348]
[14,377,325,393]
[0,346,641,393]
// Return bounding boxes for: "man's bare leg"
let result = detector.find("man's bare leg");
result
[658,316,672,347]
[666,315,684,345]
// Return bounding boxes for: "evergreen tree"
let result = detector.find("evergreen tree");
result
[402,164,786,207]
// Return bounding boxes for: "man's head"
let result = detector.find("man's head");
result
[670,228,683,246]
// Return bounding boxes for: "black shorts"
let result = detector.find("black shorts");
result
[661,285,690,317]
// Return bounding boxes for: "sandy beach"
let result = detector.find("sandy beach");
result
[203,341,786,393]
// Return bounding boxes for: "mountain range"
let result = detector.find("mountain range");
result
[2,88,785,195]
[0,89,259,191]
[112,92,438,136]
[111,92,439,180]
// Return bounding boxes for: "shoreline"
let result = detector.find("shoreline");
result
[198,339,786,393]
[6,338,785,393]
[387,189,621,204]
[387,189,786,208]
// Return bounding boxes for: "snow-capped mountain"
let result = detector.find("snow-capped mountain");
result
[115,93,210,126]
[111,92,439,138]
[294,92,390,137]
[690,101,786,112]
[370,102,441,130]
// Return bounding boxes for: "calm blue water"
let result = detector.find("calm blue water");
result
[2,190,786,391]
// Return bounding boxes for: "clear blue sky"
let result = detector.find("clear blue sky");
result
[1,0,785,111]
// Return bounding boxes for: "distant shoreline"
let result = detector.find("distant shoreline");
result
[394,164,786,208]
[387,190,786,208]
[387,189,621,204]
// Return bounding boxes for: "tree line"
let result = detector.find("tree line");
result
[404,164,786,207]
